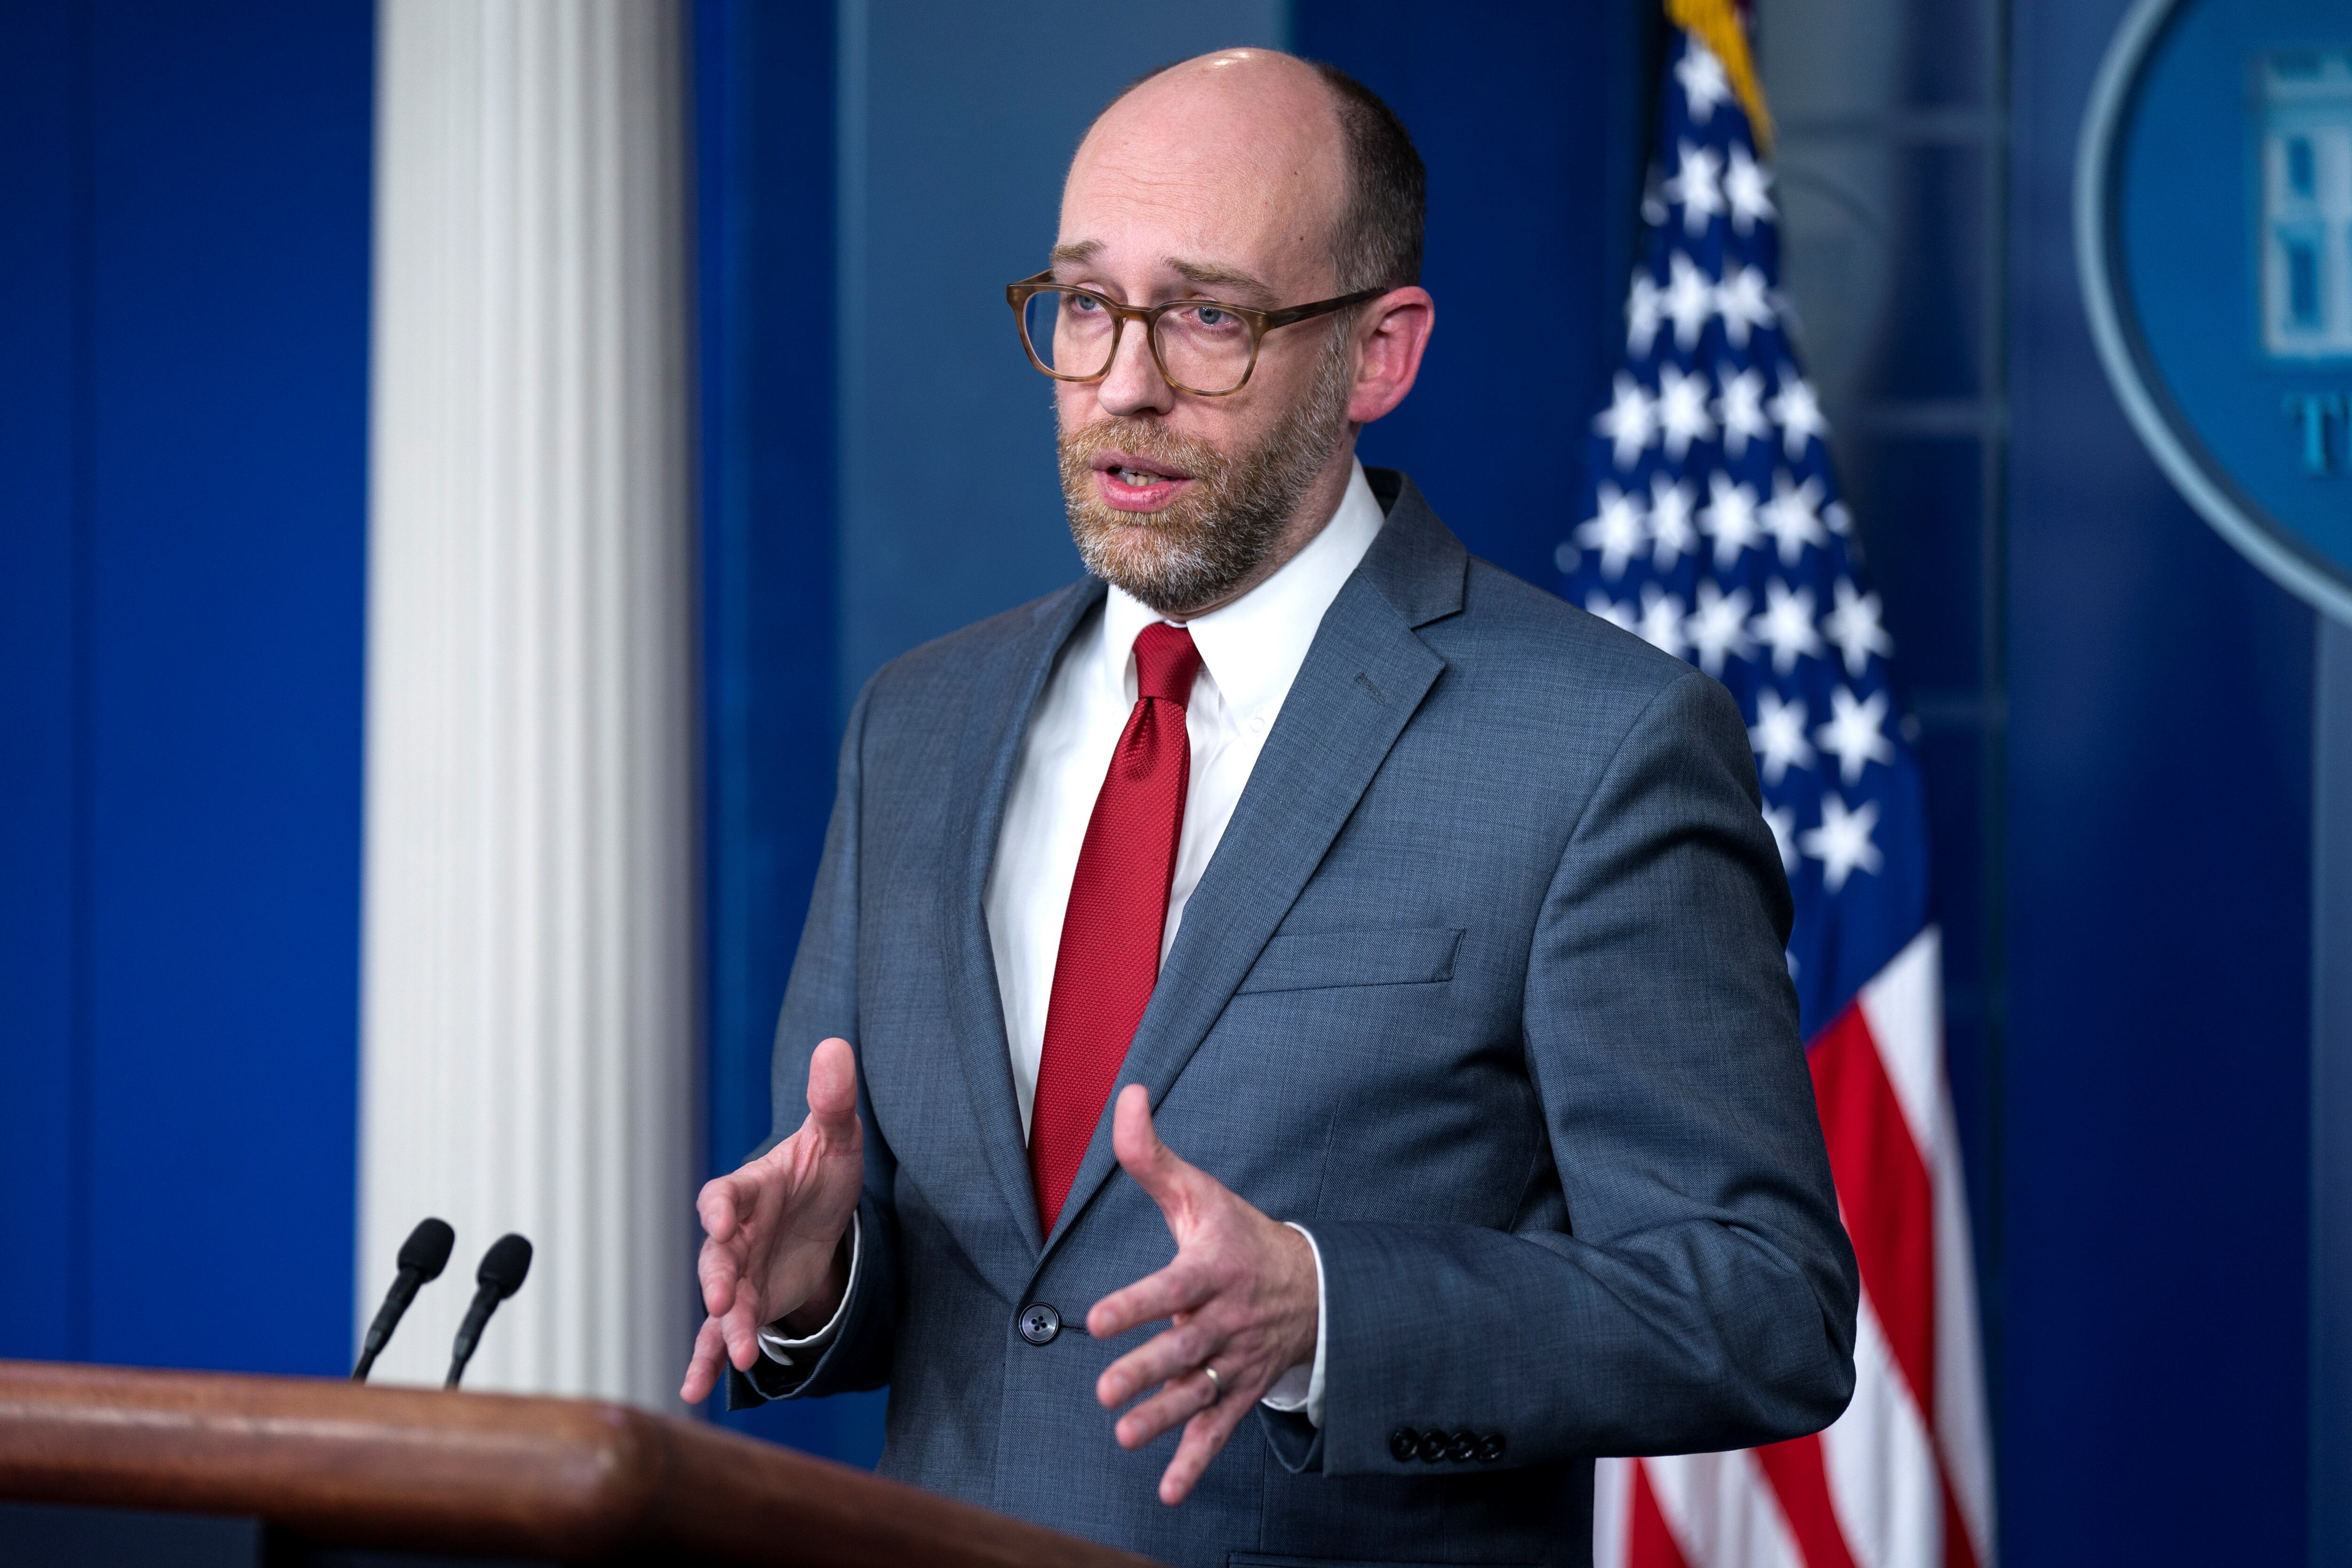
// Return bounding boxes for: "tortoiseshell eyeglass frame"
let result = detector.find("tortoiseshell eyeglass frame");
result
[1005,271,1386,397]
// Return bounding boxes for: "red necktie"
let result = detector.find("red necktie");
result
[1028,621,1203,1232]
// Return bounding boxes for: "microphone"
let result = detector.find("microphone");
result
[444,1233,533,1390]
[351,1218,455,1383]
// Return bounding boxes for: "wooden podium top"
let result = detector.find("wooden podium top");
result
[0,1359,1158,1567]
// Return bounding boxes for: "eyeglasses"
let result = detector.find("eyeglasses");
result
[1005,272,1384,397]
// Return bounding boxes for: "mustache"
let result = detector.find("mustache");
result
[1058,418,1232,496]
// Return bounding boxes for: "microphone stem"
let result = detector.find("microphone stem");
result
[445,1287,499,1389]
[352,1267,423,1383]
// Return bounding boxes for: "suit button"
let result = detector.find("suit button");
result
[1446,1428,1479,1462]
[1389,1426,1420,1463]
[1478,1432,1506,1462]
[1416,1428,1449,1463]
[1017,1303,1061,1345]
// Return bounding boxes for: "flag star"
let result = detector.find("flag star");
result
[1801,793,1883,892]
[1656,364,1718,460]
[1762,802,1797,872]
[1759,471,1829,565]
[1636,584,1689,659]
[1716,368,1771,458]
[1683,580,1755,676]
[1663,142,1724,236]
[1699,471,1764,568]
[1815,685,1896,784]
[1627,271,1665,357]
[1821,578,1894,675]
[1824,501,1851,536]
[1647,476,1700,570]
[1574,483,1649,580]
[1585,591,1637,635]
[1663,252,1716,350]
[1749,688,1815,784]
[1714,266,1774,349]
[1767,370,1828,457]
[1675,41,1733,124]
[1593,374,1659,470]
[1724,144,1777,233]
[1750,579,1824,673]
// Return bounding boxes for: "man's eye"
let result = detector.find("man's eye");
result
[1194,306,1230,327]
[1067,294,1103,314]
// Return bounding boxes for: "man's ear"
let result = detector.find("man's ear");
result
[1346,287,1435,426]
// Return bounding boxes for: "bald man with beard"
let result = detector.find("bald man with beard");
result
[683,49,1858,1568]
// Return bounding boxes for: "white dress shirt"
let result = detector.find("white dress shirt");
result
[762,461,1387,1430]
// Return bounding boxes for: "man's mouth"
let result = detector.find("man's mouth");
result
[1094,454,1195,512]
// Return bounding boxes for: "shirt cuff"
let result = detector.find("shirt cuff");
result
[1259,1221,1327,1429]
[755,1212,861,1367]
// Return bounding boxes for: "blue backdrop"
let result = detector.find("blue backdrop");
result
[0,0,372,1376]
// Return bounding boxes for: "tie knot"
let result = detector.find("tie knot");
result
[1132,622,1202,707]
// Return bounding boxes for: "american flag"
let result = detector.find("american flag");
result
[1561,26,1996,1568]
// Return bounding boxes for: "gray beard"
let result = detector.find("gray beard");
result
[1057,331,1356,616]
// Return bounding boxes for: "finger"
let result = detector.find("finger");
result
[696,1214,749,1315]
[680,1314,729,1404]
[1087,1258,1214,1342]
[804,1037,861,1145]
[721,1294,768,1372]
[1096,1318,1215,1409]
[1112,1085,1204,1222]
[1159,1396,1253,1506]
[696,1172,746,1242]
[691,1185,729,1241]
[1114,1367,1222,1451]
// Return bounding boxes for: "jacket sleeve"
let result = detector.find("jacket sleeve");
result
[727,677,902,1407]
[1263,668,1859,1473]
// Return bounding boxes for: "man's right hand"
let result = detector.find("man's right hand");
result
[680,1035,866,1405]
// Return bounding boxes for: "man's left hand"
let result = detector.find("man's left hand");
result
[1087,1084,1319,1506]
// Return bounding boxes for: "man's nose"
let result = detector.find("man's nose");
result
[1095,320,1176,418]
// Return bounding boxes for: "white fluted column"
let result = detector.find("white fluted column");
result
[360,0,696,1406]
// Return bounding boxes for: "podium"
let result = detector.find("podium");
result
[0,1360,1157,1566]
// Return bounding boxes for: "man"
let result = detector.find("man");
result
[682,48,1857,1568]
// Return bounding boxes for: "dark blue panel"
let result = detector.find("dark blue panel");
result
[697,0,838,1201]
[0,0,83,1361]
[1843,436,1986,693]
[1851,146,1990,404]
[696,0,884,1465]
[2006,0,2312,1560]
[76,0,373,1374]
[1294,0,1661,591]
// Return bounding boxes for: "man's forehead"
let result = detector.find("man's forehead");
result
[1059,60,1344,283]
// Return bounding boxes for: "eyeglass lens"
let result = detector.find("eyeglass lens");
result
[1020,288,1255,393]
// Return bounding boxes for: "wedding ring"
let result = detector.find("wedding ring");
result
[1201,1365,1224,1405]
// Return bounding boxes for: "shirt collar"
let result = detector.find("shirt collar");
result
[1101,460,1386,724]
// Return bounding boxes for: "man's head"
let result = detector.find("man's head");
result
[1046,50,1435,617]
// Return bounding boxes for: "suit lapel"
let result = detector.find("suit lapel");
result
[1037,475,1469,1259]
[938,581,1106,1264]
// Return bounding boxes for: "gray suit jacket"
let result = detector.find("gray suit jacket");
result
[735,471,1858,1568]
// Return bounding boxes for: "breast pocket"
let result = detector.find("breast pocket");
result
[1234,926,1464,995]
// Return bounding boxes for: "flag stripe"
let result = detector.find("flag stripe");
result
[1755,1436,1862,1568]
[1808,1002,1937,1420]
[1631,1458,1697,1568]
[1646,1449,1808,1568]
[1819,1292,1943,1568]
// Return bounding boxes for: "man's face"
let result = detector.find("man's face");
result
[1049,55,1362,616]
